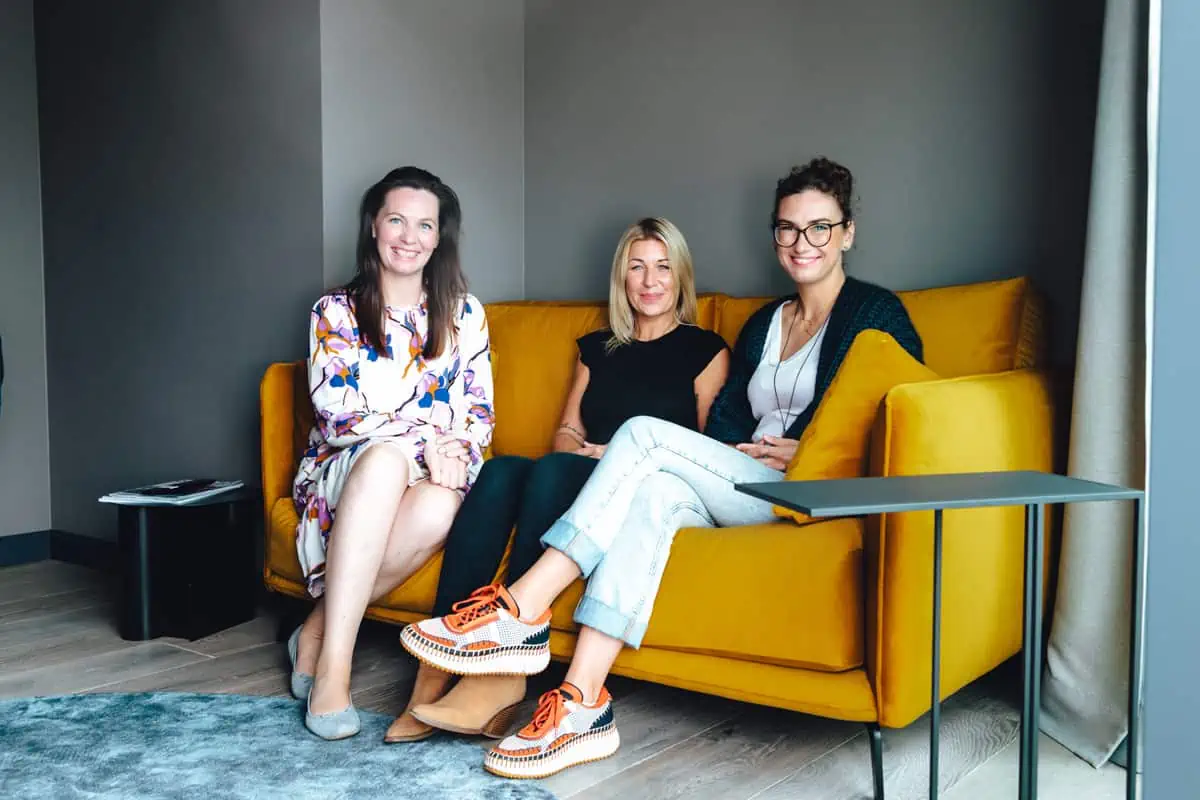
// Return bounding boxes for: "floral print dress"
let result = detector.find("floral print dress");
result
[292,291,495,598]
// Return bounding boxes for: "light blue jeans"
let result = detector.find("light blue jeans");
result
[540,415,784,647]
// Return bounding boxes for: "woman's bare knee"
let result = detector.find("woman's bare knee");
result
[347,443,411,488]
[394,483,461,548]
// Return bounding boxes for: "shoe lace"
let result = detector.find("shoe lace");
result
[448,584,503,626]
[522,689,567,738]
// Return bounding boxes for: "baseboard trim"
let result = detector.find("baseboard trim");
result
[51,530,118,570]
[0,530,52,567]
[0,529,117,570]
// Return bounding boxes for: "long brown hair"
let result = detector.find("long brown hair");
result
[341,166,466,359]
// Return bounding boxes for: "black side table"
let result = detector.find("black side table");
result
[736,470,1144,800]
[112,487,262,642]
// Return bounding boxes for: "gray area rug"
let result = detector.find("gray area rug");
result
[0,692,557,800]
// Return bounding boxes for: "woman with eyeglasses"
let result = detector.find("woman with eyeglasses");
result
[398,156,924,780]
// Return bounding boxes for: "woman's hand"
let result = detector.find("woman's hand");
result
[576,442,607,459]
[735,435,799,471]
[432,433,473,463]
[425,438,469,490]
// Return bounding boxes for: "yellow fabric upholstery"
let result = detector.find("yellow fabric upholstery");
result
[546,519,866,672]
[896,276,1039,378]
[550,630,879,722]
[866,369,1057,728]
[638,519,866,671]
[778,331,940,523]
[714,295,773,347]
[484,302,608,458]
[258,277,1057,736]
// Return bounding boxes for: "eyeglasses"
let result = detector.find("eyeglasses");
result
[772,220,848,248]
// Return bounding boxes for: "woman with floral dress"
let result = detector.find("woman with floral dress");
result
[287,166,494,741]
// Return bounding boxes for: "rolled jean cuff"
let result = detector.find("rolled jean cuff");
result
[540,519,604,576]
[573,596,646,649]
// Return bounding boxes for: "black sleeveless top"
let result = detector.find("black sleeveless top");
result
[576,324,728,444]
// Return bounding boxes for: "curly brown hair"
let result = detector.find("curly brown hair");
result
[772,156,855,224]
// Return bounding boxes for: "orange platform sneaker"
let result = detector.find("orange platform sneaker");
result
[484,683,620,780]
[400,584,552,677]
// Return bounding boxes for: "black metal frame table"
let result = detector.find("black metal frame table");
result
[109,487,262,642]
[736,470,1144,800]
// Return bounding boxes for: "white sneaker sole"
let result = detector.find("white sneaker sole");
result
[400,625,550,676]
[485,724,620,779]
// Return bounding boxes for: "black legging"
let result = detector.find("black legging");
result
[431,452,598,616]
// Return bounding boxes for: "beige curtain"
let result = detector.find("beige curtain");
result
[1039,0,1148,769]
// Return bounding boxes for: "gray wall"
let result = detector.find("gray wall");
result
[35,0,325,540]
[1145,0,1200,793]
[320,0,524,300]
[524,0,1102,365]
[0,0,51,538]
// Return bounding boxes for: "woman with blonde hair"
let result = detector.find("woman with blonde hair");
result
[381,217,730,742]
[402,157,924,778]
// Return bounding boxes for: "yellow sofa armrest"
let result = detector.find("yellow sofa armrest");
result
[866,368,1057,728]
[260,362,302,519]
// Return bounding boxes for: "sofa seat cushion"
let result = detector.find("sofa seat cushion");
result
[266,497,441,614]
[549,517,865,672]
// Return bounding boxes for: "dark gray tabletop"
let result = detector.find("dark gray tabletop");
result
[735,470,1143,517]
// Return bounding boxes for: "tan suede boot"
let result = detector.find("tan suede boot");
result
[409,674,527,738]
[384,662,452,743]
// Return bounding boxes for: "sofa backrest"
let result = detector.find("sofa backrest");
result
[265,276,1046,466]
[707,275,1045,377]
[483,276,1044,457]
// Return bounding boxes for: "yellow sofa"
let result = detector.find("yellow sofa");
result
[259,276,1055,762]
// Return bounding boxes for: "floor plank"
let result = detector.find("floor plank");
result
[0,587,112,627]
[751,679,1020,800]
[0,642,208,698]
[945,733,1137,800]
[90,643,283,695]
[542,683,741,798]
[160,615,280,657]
[0,560,106,605]
[0,598,117,657]
[569,702,861,800]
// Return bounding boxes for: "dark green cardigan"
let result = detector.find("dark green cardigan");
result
[704,276,924,445]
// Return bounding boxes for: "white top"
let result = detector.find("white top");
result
[747,302,827,441]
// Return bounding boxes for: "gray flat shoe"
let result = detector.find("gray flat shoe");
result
[286,625,314,701]
[305,688,361,740]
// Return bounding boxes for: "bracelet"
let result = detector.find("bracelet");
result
[557,423,586,444]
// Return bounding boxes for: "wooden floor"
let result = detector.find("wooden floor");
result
[0,560,1134,799]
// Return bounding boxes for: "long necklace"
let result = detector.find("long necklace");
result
[771,300,830,434]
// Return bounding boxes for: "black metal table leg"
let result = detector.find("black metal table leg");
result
[931,507,943,800]
[1127,496,1145,799]
[1019,504,1045,800]
[1019,504,1034,800]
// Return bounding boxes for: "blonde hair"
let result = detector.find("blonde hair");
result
[605,217,699,351]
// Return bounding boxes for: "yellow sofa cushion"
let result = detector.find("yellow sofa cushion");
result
[713,295,773,348]
[896,276,1043,377]
[483,294,722,458]
[548,517,865,672]
[483,302,608,458]
[710,276,1043,379]
[777,330,939,523]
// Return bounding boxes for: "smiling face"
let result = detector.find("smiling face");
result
[624,237,677,322]
[372,187,440,278]
[774,189,854,287]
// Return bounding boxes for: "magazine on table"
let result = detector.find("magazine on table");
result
[99,479,244,506]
